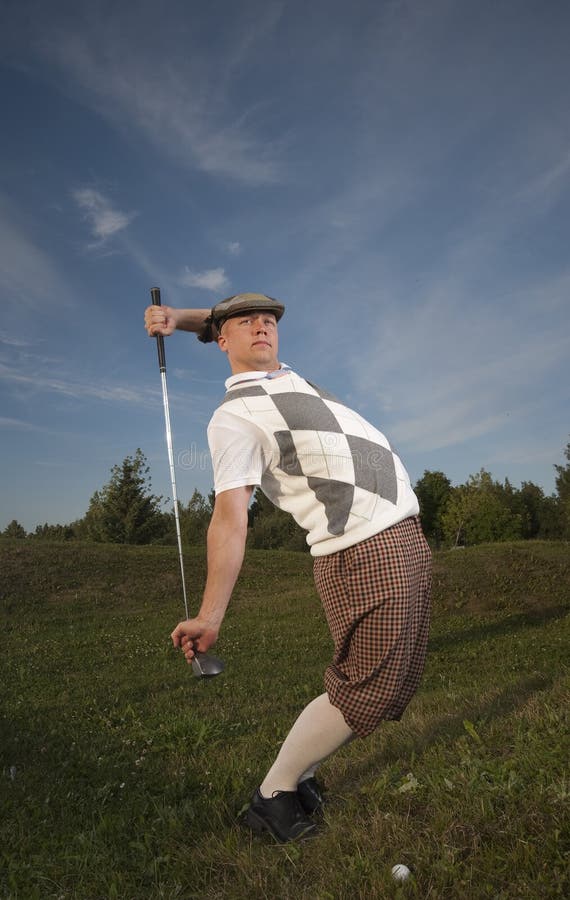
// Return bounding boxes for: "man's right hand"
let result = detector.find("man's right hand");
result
[144,304,178,337]
[171,617,220,664]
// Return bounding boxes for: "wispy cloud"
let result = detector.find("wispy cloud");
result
[515,149,570,214]
[0,416,46,431]
[227,241,242,257]
[0,195,73,309]
[172,367,221,385]
[341,268,570,455]
[21,1,285,185]
[0,362,159,406]
[0,330,37,348]
[179,267,229,292]
[73,188,136,245]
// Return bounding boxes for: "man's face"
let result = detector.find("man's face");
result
[217,312,279,374]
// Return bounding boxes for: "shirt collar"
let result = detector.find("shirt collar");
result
[225,363,292,391]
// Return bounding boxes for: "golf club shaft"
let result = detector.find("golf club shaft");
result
[150,287,189,620]
[150,288,224,678]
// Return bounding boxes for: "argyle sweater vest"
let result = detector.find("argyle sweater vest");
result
[208,370,419,556]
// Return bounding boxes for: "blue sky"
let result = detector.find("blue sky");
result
[1,0,569,532]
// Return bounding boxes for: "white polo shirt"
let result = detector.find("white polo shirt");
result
[207,367,419,556]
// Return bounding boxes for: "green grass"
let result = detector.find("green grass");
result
[1,540,569,899]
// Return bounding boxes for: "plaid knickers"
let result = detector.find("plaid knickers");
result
[313,515,432,737]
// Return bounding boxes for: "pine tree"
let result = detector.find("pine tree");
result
[414,470,452,547]
[83,449,167,544]
[2,519,27,539]
[180,489,213,546]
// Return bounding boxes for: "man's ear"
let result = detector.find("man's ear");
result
[217,334,228,354]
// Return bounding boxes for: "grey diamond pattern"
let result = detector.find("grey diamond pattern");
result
[223,383,399,537]
[271,392,343,433]
[346,435,398,503]
[307,478,354,535]
[220,385,267,404]
[275,431,304,476]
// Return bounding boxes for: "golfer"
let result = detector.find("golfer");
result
[144,293,431,842]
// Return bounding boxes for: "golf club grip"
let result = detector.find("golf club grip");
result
[150,286,166,372]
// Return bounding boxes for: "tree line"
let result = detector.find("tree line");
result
[3,442,570,548]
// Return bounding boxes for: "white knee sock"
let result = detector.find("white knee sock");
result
[259,693,354,797]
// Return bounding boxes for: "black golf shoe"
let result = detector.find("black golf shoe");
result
[297,776,325,815]
[244,788,317,843]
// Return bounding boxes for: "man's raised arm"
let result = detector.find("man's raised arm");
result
[144,305,219,342]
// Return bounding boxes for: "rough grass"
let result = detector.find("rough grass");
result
[1,539,569,899]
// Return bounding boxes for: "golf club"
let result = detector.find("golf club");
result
[150,286,224,678]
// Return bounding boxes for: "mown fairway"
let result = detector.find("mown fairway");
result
[1,540,569,899]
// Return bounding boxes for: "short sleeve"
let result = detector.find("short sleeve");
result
[207,408,269,494]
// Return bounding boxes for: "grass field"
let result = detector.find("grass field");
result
[1,540,569,899]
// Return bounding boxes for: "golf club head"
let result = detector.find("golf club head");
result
[191,652,225,678]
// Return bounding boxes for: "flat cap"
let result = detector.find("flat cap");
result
[212,293,285,327]
[197,293,285,342]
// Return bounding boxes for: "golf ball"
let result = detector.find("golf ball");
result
[391,864,411,882]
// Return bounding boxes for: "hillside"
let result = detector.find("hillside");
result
[1,540,569,899]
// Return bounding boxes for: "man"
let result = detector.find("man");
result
[144,293,431,843]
